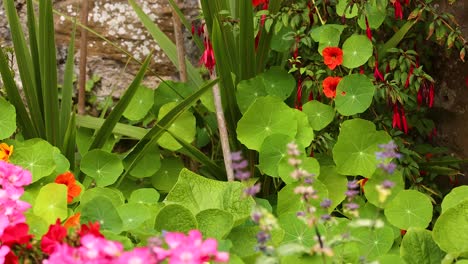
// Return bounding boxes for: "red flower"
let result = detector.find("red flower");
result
[296,78,303,110]
[322,76,342,99]
[0,223,33,247]
[200,39,216,74]
[55,172,82,203]
[465,76,468,88]
[374,60,384,81]
[41,219,67,255]
[365,17,372,41]
[322,47,343,70]
[392,103,408,134]
[252,0,268,7]
[78,222,103,238]
[393,0,403,20]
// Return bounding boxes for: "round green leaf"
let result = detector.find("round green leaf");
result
[261,66,296,100]
[157,102,196,151]
[293,110,314,147]
[123,85,154,121]
[357,0,388,30]
[332,119,391,177]
[117,203,152,231]
[318,166,347,212]
[433,200,468,254]
[236,75,267,114]
[258,134,294,177]
[335,74,375,116]
[126,145,161,178]
[400,228,445,264]
[279,157,320,185]
[81,196,123,233]
[10,139,56,183]
[352,226,394,259]
[384,190,433,230]
[0,97,16,140]
[80,149,124,187]
[277,179,328,215]
[441,185,468,214]
[196,209,234,240]
[302,100,335,131]
[53,147,70,174]
[336,0,358,18]
[33,183,68,224]
[151,157,184,193]
[237,96,297,151]
[155,204,197,233]
[342,35,373,69]
[25,212,49,237]
[129,188,160,204]
[311,25,347,42]
[81,187,125,208]
[376,255,406,264]
[318,26,341,54]
[364,169,405,208]
[153,81,195,116]
[279,212,316,247]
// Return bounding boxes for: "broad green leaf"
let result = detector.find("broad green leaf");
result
[342,35,373,69]
[123,85,154,121]
[352,226,394,259]
[154,204,197,233]
[237,96,297,151]
[335,74,375,116]
[441,185,468,213]
[129,188,160,205]
[126,143,160,178]
[262,67,295,100]
[279,157,320,185]
[196,209,234,240]
[311,25,347,42]
[236,75,267,114]
[0,97,16,140]
[151,157,185,193]
[336,0,358,18]
[271,26,295,52]
[80,149,124,187]
[80,187,125,208]
[302,100,335,131]
[293,109,314,147]
[153,81,195,116]
[157,102,196,151]
[258,134,294,177]
[333,119,391,177]
[357,0,388,30]
[376,254,406,264]
[117,203,152,231]
[318,26,341,54]
[277,179,328,216]
[25,212,49,237]
[384,190,433,230]
[53,147,70,175]
[164,169,255,225]
[364,169,404,208]
[33,183,68,224]
[433,200,468,255]
[279,212,316,247]
[10,139,56,182]
[227,226,284,258]
[81,196,123,233]
[318,166,347,211]
[400,228,445,264]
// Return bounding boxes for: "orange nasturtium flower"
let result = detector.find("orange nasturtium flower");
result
[54,171,82,203]
[64,212,81,229]
[0,143,13,162]
[322,76,342,99]
[322,47,343,70]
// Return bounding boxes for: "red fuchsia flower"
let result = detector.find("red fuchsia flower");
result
[200,39,215,74]
[359,66,365,75]
[41,219,68,255]
[404,64,414,88]
[252,0,268,7]
[417,81,435,108]
[296,77,303,110]
[322,76,342,99]
[322,47,343,70]
[392,103,408,134]
[365,17,372,41]
[54,171,81,203]
[374,60,384,82]
[393,0,403,20]
[78,221,103,238]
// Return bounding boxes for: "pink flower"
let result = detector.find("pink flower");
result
[117,247,155,264]
[43,243,80,264]
[0,246,10,264]
[79,234,123,260]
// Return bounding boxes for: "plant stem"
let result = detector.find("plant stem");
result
[311,0,325,25]
[172,0,188,82]
[78,0,89,115]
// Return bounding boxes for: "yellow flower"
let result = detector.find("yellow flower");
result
[0,143,13,162]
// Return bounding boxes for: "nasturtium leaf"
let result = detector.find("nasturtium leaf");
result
[376,254,406,264]
[100,230,134,250]
[10,139,56,183]
[352,226,394,259]
[157,102,196,151]
[258,134,294,177]
[52,148,70,174]
[0,97,16,140]
[441,185,468,214]
[318,166,347,211]
[25,212,49,237]
[165,169,255,225]
[333,119,391,177]
[281,255,323,264]
[384,190,433,230]
[279,157,320,185]
[433,200,468,255]
[400,228,445,264]
[153,81,195,116]
[311,25,347,42]
[129,188,160,204]
[76,127,115,156]
[126,145,161,178]
[318,26,341,54]
[80,149,124,187]
[277,179,328,216]
[364,169,404,208]
[236,75,267,114]
[279,212,316,247]
[151,157,184,193]
[237,96,297,151]
[81,196,123,233]
[336,0,358,18]
[335,74,375,116]
[123,85,154,121]
[342,35,373,69]
[302,100,335,131]
[196,209,234,240]
[117,203,152,231]
[262,67,296,100]
[155,204,197,233]
[293,110,314,147]
[33,183,68,224]
[357,0,388,30]
[80,187,125,208]
[227,226,284,258]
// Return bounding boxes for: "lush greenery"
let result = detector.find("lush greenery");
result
[0,0,467,263]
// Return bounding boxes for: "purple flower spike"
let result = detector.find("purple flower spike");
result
[382,179,395,189]
[345,202,360,211]
[244,183,261,197]
[320,199,332,209]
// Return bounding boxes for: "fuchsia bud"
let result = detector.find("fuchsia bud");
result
[296,78,303,110]
[393,0,403,20]
[374,60,384,81]
[200,38,215,73]
[405,65,414,88]
[365,17,372,41]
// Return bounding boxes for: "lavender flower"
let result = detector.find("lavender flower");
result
[376,141,402,160]
[320,199,332,209]
[244,183,261,197]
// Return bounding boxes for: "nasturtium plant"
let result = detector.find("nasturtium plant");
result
[81,196,123,234]
[433,200,468,255]
[278,212,316,247]
[262,66,296,100]
[302,100,335,131]
[351,226,394,259]
[117,203,152,231]
[80,149,124,187]
[125,145,161,178]
[150,157,184,193]
[400,228,445,264]
[292,110,314,147]
[237,96,297,151]
[333,119,391,177]
[317,166,347,211]
[157,102,196,151]
[258,134,294,177]
[128,188,160,204]
[364,170,405,208]
[123,85,154,121]
[341,35,373,69]
[0,97,16,140]
[33,183,68,224]
[80,187,125,208]
[357,0,388,30]
[440,185,468,213]
[336,0,358,18]
[335,74,375,116]
[384,190,433,230]
[155,204,198,233]
[196,209,234,240]
[152,81,195,116]
[311,24,347,43]
[10,139,56,182]
[236,75,267,114]
[318,26,341,54]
